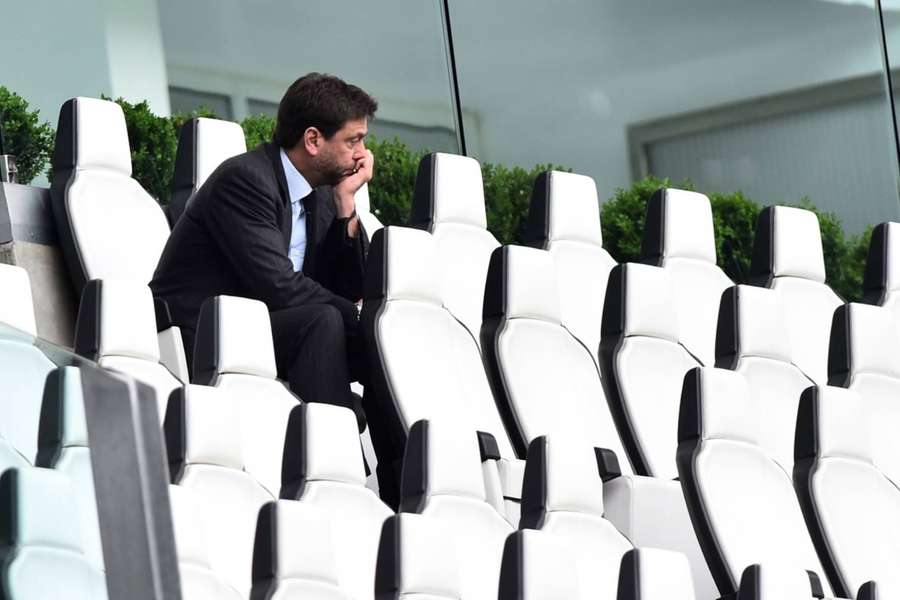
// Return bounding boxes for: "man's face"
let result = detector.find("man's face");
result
[314,117,368,185]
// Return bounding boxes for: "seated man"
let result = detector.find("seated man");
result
[151,73,376,425]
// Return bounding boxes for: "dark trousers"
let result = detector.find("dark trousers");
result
[269,303,366,429]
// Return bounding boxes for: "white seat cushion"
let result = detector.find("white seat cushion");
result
[375,513,462,600]
[51,97,170,288]
[642,188,732,365]
[829,302,900,486]
[520,436,632,600]
[498,529,579,600]
[716,285,813,473]
[601,263,698,477]
[410,152,499,346]
[750,206,842,384]
[166,385,275,597]
[677,367,830,597]
[483,245,630,466]
[283,403,392,600]
[402,419,513,600]
[363,226,517,461]
[794,386,900,599]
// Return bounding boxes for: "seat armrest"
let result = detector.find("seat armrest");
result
[158,327,189,383]
[604,475,716,600]
[153,298,174,331]
[737,564,831,600]
[617,547,695,600]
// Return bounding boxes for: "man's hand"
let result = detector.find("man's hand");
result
[333,149,374,218]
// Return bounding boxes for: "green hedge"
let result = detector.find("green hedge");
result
[0,86,872,300]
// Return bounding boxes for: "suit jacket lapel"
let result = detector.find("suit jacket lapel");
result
[265,143,293,250]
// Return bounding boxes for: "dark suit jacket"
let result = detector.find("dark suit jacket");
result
[150,142,368,357]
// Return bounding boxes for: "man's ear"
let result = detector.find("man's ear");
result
[302,127,321,156]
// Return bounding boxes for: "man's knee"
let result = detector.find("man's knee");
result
[309,304,345,339]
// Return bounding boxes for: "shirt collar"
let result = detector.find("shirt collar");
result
[279,149,313,206]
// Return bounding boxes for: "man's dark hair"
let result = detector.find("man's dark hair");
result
[273,73,378,148]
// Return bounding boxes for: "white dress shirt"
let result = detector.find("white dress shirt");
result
[280,149,312,272]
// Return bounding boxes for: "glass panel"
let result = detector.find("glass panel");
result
[451,0,900,239]
[169,86,233,119]
[0,323,95,468]
[157,0,458,148]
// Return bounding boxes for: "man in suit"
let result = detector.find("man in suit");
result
[151,73,376,426]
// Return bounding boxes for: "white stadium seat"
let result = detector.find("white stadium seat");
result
[281,402,392,600]
[192,294,299,497]
[793,386,893,599]
[715,284,813,473]
[0,467,107,600]
[520,436,698,600]
[616,549,697,600]
[827,302,900,486]
[50,96,188,381]
[600,262,698,478]
[749,206,843,383]
[523,170,616,368]
[250,500,350,600]
[73,279,181,423]
[481,244,630,466]
[374,513,462,600]
[361,225,522,516]
[164,384,275,597]
[400,419,513,600]
[168,117,247,226]
[50,97,170,291]
[676,366,831,598]
[410,152,499,347]
[641,188,732,366]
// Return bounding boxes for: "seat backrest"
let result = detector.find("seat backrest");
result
[523,171,616,369]
[0,263,38,336]
[50,97,170,292]
[193,295,298,496]
[168,484,243,600]
[74,279,181,423]
[281,402,392,600]
[482,245,629,465]
[0,467,108,600]
[169,117,247,226]
[165,384,275,597]
[863,221,900,321]
[355,183,384,237]
[827,302,900,485]
[715,285,814,474]
[641,189,732,366]
[749,206,843,383]
[676,366,831,598]
[519,436,632,600]
[497,529,579,600]
[600,262,699,477]
[375,513,462,600]
[794,385,900,599]
[617,548,697,600]
[410,152,499,346]
[36,367,104,572]
[401,419,513,600]
[251,500,350,600]
[361,226,515,465]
